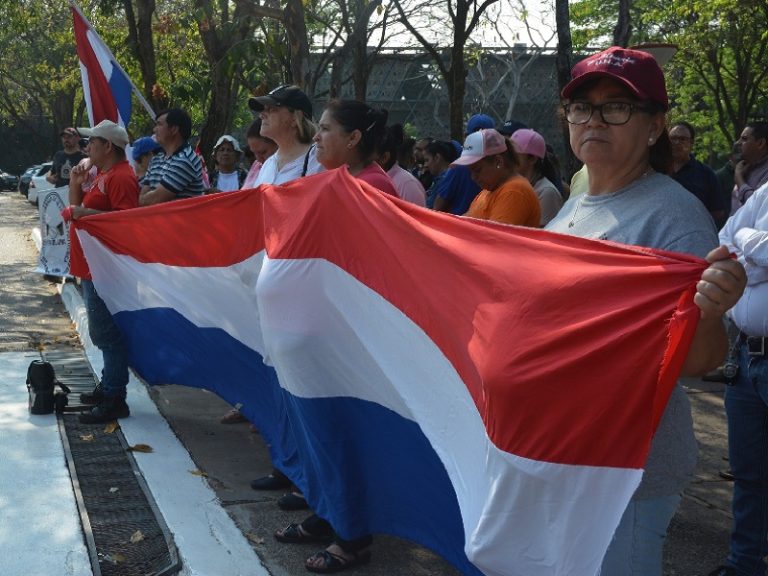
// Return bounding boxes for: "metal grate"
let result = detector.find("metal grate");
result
[49,347,180,576]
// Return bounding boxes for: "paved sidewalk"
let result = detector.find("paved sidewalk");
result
[0,350,92,576]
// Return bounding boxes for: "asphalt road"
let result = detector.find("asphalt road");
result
[0,187,736,576]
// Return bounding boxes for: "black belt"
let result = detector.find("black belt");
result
[740,333,768,356]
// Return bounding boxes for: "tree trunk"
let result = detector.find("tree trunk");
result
[330,50,343,98]
[555,0,578,178]
[353,37,368,101]
[201,68,236,170]
[448,48,467,140]
[283,0,311,90]
[123,0,158,112]
[194,0,256,162]
[612,0,631,47]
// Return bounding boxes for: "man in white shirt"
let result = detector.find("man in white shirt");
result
[712,182,768,576]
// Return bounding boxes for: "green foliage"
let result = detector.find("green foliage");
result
[0,0,81,164]
[569,0,768,163]
[644,0,768,159]
[569,0,666,48]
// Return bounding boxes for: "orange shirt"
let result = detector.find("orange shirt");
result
[465,175,540,227]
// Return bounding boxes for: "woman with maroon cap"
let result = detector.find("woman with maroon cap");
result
[547,46,746,575]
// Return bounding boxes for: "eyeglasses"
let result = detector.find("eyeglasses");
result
[563,102,652,126]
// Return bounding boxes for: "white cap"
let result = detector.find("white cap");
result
[77,120,130,150]
[451,129,508,166]
[214,135,242,153]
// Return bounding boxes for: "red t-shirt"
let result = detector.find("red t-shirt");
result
[69,160,139,279]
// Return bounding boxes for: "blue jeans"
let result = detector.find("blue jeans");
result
[599,494,681,576]
[82,280,128,400]
[724,342,768,575]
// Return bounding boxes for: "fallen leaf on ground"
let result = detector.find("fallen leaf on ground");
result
[129,530,145,543]
[104,422,119,434]
[188,469,208,477]
[109,487,119,493]
[127,444,153,453]
[246,532,265,545]
[79,434,94,441]
[100,552,126,564]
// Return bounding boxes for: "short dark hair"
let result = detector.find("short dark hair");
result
[746,121,768,142]
[324,99,388,161]
[378,123,405,170]
[158,108,192,140]
[671,121,696,142]
[425,140,459,163]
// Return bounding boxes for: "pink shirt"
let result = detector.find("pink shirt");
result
[241,161,262,190]
[387,164,426,206]
[355,163,397,196]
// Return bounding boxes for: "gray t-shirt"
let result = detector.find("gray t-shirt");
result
[547,171,718,499]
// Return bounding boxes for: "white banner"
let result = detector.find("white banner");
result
[36,187,71,276]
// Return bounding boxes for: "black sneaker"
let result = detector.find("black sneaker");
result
[79,384,104,405]
[250,471,291,490]
[79,398,130,424]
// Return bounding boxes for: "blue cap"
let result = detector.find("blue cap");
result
[466,114,495,135]
[131,136,161,162]
[450,140,463,155]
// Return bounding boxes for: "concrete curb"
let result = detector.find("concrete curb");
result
[42,226,269,576]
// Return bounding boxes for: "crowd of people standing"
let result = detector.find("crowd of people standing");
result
[53,43,768,576]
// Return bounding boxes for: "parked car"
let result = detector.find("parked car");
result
[0,169,18,191]
[18,165,40,197]
[28,163,53,206]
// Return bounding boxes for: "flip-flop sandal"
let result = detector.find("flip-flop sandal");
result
[278,492,310,511]
[274,523,332,544]
[305,549,371,573]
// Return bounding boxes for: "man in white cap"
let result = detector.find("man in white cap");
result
[63,119,139,424]
[209,134,247,192]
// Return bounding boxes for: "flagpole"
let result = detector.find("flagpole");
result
[69,0,156,121]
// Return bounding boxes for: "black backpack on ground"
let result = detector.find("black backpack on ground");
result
[27,360,70,414]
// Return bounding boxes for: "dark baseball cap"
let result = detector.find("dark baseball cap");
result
[498,119,527,136]
[60,127,79,137]
[248,85,313,120]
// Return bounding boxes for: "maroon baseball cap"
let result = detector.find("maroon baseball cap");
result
[561,46,669,110]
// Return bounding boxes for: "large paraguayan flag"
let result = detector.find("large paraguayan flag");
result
[74,168,706,576]
[70,2,133,127]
